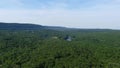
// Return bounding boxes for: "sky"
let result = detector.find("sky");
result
[0,0,120,29]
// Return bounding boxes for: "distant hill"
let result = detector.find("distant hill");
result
[0,22,44,30]
[0,22,73,31]
[0,22,113,32]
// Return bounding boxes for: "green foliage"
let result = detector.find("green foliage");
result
[0,30,120,68]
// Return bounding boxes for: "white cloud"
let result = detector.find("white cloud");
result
[0,0,120,29]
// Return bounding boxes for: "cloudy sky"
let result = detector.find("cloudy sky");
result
[0,0,120,29]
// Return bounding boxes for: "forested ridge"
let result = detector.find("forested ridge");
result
[0,23,120,68]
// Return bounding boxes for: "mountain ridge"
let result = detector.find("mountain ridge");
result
[0,22,114,32]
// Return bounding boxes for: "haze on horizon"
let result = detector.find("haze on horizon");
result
[0,0,120,29]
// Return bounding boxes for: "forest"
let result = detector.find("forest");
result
[0,23,120,68]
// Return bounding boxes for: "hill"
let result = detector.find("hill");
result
[0,22,44,30]
[0,22,113,32]
[0,22,120,68]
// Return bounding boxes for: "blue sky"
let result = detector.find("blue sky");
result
[0,0,120,29]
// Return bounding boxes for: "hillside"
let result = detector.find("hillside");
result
[0,23,120,68]
[0,22,112,32]
[0,22,44,30]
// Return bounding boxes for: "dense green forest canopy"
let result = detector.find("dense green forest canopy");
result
[0,23,120,68]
